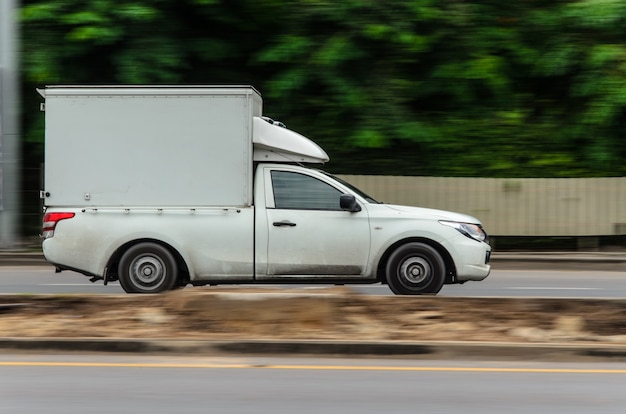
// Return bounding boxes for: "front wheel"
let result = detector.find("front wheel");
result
[118,243,178,293]
[385,242,445,295]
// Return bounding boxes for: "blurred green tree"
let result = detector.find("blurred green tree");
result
[20,0,626,178]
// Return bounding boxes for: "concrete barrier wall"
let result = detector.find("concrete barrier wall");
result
[337,175,626,236]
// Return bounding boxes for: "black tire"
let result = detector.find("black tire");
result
[118,243,178,293]
[385,242,445,295]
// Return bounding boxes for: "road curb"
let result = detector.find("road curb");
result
[491,254,626,271]
[2,338,626,361]
[0,253,48,266]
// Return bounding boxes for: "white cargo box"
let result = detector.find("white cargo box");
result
[40,86,262,207]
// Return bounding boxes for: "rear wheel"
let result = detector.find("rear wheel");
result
[118,243,178,293]
[385,242,445,295]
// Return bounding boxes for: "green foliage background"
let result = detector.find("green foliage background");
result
[20,0,626,178]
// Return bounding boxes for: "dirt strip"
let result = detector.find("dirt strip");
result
[1,287,625,346]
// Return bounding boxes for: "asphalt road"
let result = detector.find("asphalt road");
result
[1,353,626,413]
[1,265,626,298]
[2,267,626,413]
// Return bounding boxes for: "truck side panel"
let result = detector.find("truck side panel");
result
[42,207,254,280]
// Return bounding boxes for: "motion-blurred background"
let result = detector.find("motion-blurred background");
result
[2,0,626,249]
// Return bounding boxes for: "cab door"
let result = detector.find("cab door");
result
[257,167,371,279]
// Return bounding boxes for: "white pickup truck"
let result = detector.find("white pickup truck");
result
[39,85,490,294]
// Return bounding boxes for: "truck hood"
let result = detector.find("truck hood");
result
[378,204,482,224]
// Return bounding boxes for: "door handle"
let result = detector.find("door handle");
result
[273,220,296,227]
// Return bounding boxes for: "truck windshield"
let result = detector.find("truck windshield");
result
[318,170,380,204]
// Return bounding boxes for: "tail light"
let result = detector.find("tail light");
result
[42,212,75,238]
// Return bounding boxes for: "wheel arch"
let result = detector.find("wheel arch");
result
[376,237,456,284]
[105,238,190,285]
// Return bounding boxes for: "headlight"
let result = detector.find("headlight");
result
[439,221,488,243]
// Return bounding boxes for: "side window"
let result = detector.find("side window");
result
[271,171,343,210]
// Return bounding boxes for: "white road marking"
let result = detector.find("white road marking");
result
[508,287,603,290]
[41,283,120,286]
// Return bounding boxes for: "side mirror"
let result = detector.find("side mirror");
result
[340,194,361,212]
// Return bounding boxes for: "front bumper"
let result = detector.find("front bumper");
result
[446,235,491,282]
